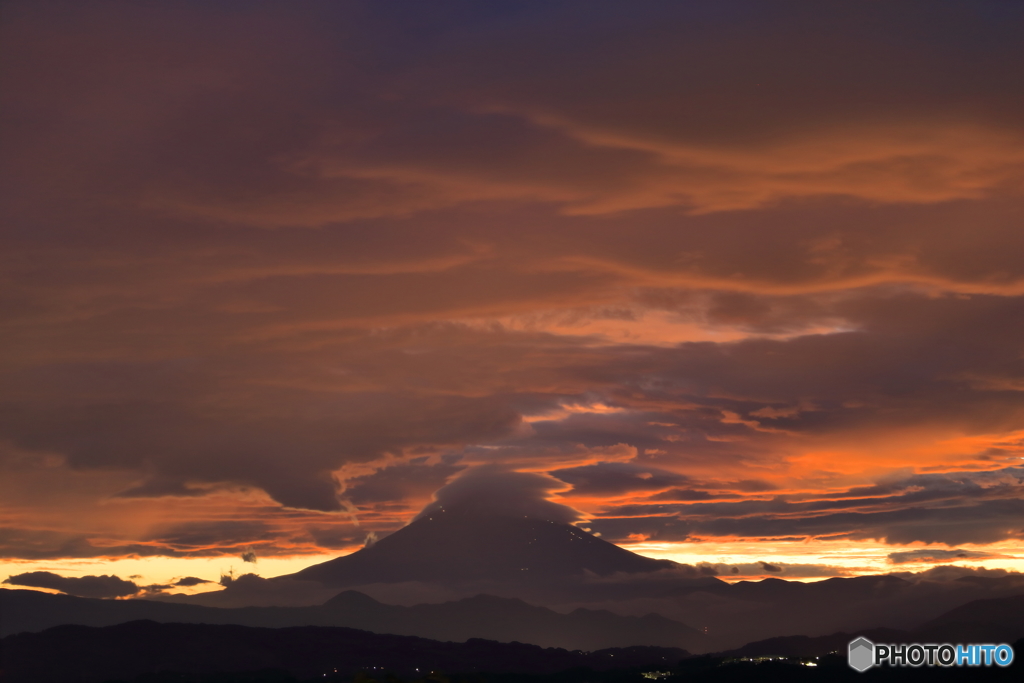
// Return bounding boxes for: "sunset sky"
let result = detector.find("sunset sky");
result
[3,1,1024,595]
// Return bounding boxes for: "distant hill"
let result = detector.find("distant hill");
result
[0,587,707,652]
[9,574,1024,655]
[287,507,675,586]
[7,587,1024,682]
[0,620,691,683]
[914,593,1024,644]
[613,574,1024,649]
[716,593,1024,659]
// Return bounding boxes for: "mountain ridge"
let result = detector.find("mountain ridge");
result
[0,587,707,652]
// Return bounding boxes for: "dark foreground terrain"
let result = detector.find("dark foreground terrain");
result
[1,620,1021,683]
[0,620,686,683]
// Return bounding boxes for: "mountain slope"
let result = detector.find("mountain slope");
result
[288,507,675,586]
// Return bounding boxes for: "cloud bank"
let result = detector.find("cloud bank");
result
[415,466,585,525]
[0,0,1023,567]
[4,572,141,599]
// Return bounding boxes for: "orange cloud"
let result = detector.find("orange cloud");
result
[3,1,1024,577]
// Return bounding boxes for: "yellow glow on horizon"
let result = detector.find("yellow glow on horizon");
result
[622,538,1024,582]
[0,553,338,596]
[4,538,1023,596]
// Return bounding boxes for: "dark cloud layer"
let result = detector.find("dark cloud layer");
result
[1,1,1023,562]
[343,457,465,506]
[886,549,1009,565]
[550,462,689,496]
[416,466,584,525]
[589,467,1024,546]
[3,571,139,599]
[173,576,212,587]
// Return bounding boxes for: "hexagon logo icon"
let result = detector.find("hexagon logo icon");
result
[848,637,875,672]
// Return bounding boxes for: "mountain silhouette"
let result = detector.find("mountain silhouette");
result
[914,593,1024,644]
[0,587,707,652]
[287,506,675,586]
